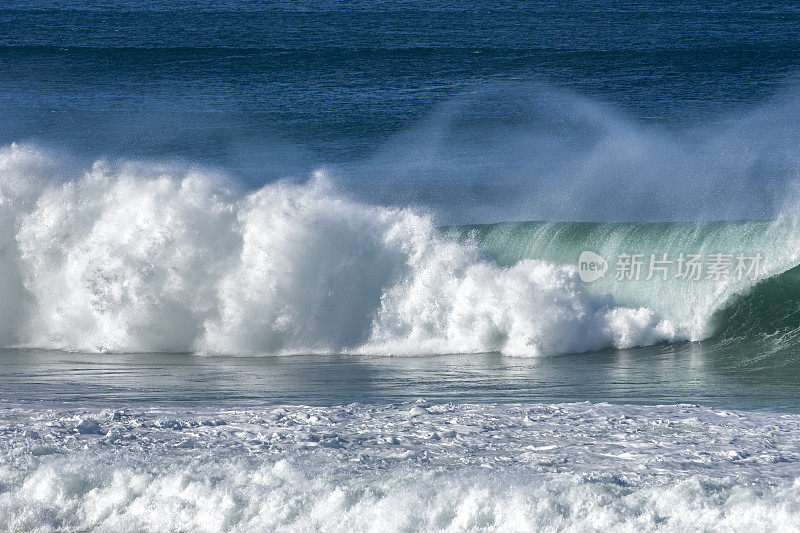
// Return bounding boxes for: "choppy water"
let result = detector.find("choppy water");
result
[2,341,800,530]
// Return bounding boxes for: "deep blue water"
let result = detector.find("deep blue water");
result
[2,1,800,219]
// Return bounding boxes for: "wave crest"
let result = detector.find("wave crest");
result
[0,144,676,356]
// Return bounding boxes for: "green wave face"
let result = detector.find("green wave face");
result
[455,219,800,342]
[700,264,800,374]
[712,263,800,339]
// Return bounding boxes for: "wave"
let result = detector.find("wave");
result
[460,219,800,339]
[711,264,800,340]
[3,142,800,357]
[455,220,800,366]
[0,143,677,356]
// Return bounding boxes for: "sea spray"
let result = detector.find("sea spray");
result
[1,143,676,356]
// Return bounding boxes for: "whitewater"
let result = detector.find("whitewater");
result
[0,142,684,357]
[6,142,800,359]
[0,400,799,531]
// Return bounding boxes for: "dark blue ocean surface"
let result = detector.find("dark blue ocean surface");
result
[2,1,800,221]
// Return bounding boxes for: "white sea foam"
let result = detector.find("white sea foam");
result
[0,143,677,356]
[1,401,800,531]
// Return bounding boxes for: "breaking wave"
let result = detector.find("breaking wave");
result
[0,143,675,356]
[4,142,800,357]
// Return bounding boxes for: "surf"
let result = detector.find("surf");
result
[0,144,675,356]
[2,142,800,358]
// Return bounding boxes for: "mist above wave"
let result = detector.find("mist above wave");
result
[338,82,800,223]
[0,143,675,356]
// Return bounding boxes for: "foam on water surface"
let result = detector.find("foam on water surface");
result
[1,401,799,531]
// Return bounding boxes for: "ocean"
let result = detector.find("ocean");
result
[2,0,800,530]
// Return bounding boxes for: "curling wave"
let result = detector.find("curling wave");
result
[462,219,800,341]
[6,143,800,357]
